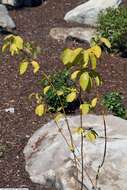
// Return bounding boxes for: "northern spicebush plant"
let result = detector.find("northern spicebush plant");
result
[102,91,127,119]
[2,34,111,190]
[97,7,127,52]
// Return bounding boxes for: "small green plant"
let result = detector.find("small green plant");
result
[97,7,127,52]
[40,69,75,112]
[102,91,127,119]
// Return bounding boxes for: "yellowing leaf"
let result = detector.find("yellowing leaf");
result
[83,50,89,67]
[54,113,63,123]
[19,61,29,75]
[14,36,23,50]
[57,90,64,96]
[10,44,18,56]
[100,37,111,48]
[91,97,97,108]
[31,61,40,73]
[35,104,45,116]
[66,92,77,102]
[61,49,73,65]
[85,131,97,142]
[71,70,80,81]
[80,103,90,115]
[79,72,89,91]
[43,86,51,94]
[90,53,97,70]
[2,42,9,53]
[4,34,13,40]
[91,45,102,58]
[74,127,84,135]
[61,48,82,65]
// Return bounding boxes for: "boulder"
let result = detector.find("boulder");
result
[0,4,15,29]
[64,0,122,26]
[50,27,96,43]
[24,114,127,190]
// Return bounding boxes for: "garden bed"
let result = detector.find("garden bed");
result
[0,0,127,189]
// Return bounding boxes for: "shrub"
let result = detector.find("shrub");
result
[97,7,127,52]
[40,69,75,112]
[102,91,127,119]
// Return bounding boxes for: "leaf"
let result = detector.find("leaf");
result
[80,103,90,115]
[83,50,89,67]
[90,53,97,69]
[14,36,23,50]
[35,104,45,116]
[91,45,102,58]
[10,44,18,56]
[61,49,73,65]
[57,90,64,96]
[4,34,13,40]
[54,113,64,123]
[31,61,40,73]
[2,42,9,53]
[100,37,111,48]
[61,48,82,65]
[79,72,89,91]
[91,97,97,108]
[19,61,29,75]
[71,70,80,81]
[66,91,77,102]
[43,85,51,94]
[85,131,97,142]
[74,127,84,135]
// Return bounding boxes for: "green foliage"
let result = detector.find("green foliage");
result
[102,91,127,119]
[40,69,75,112]
[97,7,127,52]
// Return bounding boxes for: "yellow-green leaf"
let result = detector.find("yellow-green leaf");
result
[19,61,29,75]
[100,37,111,48]
[61,48,82,65]
[85,131,96,142]
[83,50,89,67]
[54,113,63,123]
[10,44,18,56]
[71,70,80,81]
[91,45,102,58]
[43,86,51,94]
[74,127,84,135]
[57,90,64,96]
[35,104,45,116]
[90,53,97,70]
[2,42,9,53]
[91,97,97,108]
[79,72,89,91]
[66,91,77,102]
[31,61,40,73]
[14,36,23,50]
[80,103,90,115]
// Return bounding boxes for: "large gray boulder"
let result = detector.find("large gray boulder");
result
[64,0,122,26]
[24,114,127,190]
[0,4,15,29]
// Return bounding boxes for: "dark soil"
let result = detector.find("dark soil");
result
[0,0,127,189]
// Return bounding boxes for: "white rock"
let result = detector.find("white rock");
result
[0,4,16,29]
[64,0,122,26]
[1,0,15,6]
[50,27,96,43]
[24,115,127,190]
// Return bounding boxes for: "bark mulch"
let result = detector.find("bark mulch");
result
[0,0,127,189]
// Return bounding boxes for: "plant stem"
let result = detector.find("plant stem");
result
[95,112,107,188]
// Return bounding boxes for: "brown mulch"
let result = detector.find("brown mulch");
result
[0,0,127,189]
